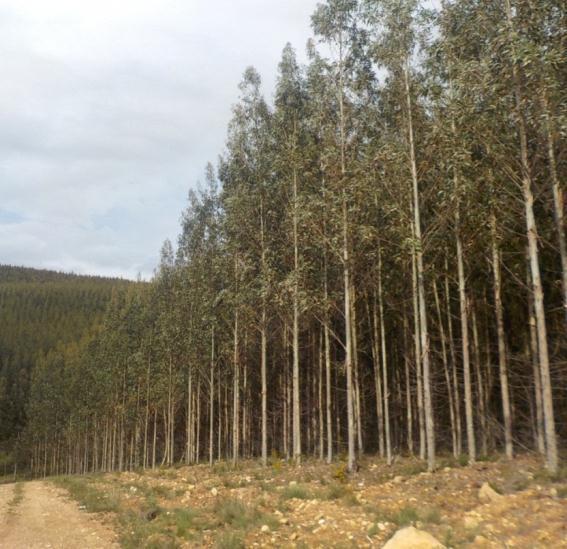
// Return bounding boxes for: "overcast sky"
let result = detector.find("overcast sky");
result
[0,0,320,279]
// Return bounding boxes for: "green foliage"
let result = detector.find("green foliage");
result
[215,532,245,549]
[53,476,120,513]
[8,482,24,511]
[0,265,130,447]
[332,463,348,483]
[323,482,349,500]
[391,506,419,526]
[214,498,275,532]
[9,0,566,480]
[280,484,312,501]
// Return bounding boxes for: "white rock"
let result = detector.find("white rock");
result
[473,535,492,547]
[382,526,446,549]
[261,524,270,533]
[393,476,404,483]
[211,487,218,496]
[478,482,502,503]
[377,522,387,531]
[464,515,479,529]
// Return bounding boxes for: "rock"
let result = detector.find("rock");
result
[289,480,297,487]
[261,524,270,533]
[479,482,502,503]
[210,487,218,496]
[279,517,289,525]
[382,526,445,549]
[377,522,387,531]
[393,476,404,483]
[145,534,172,546]
[290,532,298,541]
[464,515,479,529]
[473,535,492,547]
[443,467,451,472]
[549,487,558,498]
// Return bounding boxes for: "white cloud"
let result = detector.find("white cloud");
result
[0,0,319,279]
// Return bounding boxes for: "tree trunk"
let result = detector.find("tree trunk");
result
[505,0,557,473]
[456,209,476,463]
[491,216,513,458]
[378,247,392,464]
[433,280,458,458]
[209,327,215,466]
[541,89,567,326]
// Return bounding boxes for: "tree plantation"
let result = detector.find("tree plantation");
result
[18,0,566,479]
[0,266,130,471]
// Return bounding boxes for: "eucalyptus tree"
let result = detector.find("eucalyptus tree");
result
[273,43,310,464]
[363,0,435,470]
[304,41,341,464]
[312,0,365,473]
[220,67,273,463]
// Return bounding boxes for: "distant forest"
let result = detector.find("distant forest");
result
[0,265,130,469]
[14,0,567,477]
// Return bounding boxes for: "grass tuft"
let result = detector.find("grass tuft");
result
[281,484,311,500]
[215,532,245,549]
[391,505,419,526]
[53,476,120,513]
[8,482,24,511]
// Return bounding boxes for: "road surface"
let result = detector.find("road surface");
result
[0,481,118,548]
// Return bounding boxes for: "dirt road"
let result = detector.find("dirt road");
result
[0,481,119,548]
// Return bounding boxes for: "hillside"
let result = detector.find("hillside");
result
[0,265,131,448]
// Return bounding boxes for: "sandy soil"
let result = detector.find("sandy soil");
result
[0,483,15,523]
[0,481,119,549]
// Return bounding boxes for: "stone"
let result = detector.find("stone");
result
[393,476,404,483]
[289,480,297,487]
[377,522,387,531]
[464,515,480,529]
[382,526,446,549]
[290,533,298,541]
[479,482,503,503]
[473,535,492,547]
[261,525,270,533]
[279,517,289,525]
[210,487,218,496]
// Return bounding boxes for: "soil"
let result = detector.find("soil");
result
[1,455,566,548]
[0,480,119,548]
[69,454,567,547]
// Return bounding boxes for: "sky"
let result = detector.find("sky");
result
[0,0,320,280]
